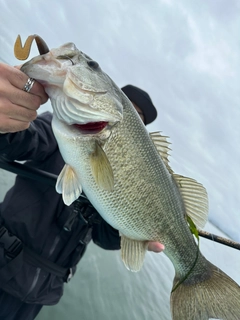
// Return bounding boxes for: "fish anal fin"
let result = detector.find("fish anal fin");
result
[120,235,148,272]
[56,164,82,206]
[173,174,208,229]
[150,131,173,173]
[90,142,114,191]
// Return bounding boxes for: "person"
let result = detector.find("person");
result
[0,63,164,320]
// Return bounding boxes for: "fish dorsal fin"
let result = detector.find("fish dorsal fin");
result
[173,174,208,229]
[56,164,82,206]
[120,235,148,272]
[150,131,173,173]
[90,141,114,191]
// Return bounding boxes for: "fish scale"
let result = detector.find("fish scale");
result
[20,40,240,320]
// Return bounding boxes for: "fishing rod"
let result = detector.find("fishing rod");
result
[198,230,240,250]
[0,159,240,251]
[0,159,57,187]
[0,160,87,200]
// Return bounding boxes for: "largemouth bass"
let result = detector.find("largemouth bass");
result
[21,41,240,320]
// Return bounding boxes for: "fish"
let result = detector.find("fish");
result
[20,41,240,320]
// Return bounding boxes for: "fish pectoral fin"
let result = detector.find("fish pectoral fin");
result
[120,235,148,272]
[90,142,114,191]
[173,174,208,229]
[149,131,173,174]
[56,164,82,206]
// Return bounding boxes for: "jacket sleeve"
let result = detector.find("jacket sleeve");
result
[91,214,121,250]
[0,112,58,162]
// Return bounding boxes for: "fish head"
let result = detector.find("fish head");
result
[21,42,123,130]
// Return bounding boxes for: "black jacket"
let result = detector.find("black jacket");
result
[0,112,120,305]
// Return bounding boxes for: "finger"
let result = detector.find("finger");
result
[9,65,48,104]
[1,81,42,111]
[22,78,48,105]
[6,101,37,122]
[148,242,165,253]
[3,64,27,88]
[0,98,37,122]
[13,65,22,70]
[0,115,31,133]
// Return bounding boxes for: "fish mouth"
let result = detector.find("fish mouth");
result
[73,121,108,134]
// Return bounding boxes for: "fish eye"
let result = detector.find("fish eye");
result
[87,60,99,69]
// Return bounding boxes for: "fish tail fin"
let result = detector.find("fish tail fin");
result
[171,261,240,320]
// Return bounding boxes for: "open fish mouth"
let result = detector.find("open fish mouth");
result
[73,121,108,134]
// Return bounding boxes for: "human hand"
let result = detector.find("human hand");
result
[148,242,165,253]
[0,63,48,133]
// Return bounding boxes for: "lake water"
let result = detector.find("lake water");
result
[36,223,240,320]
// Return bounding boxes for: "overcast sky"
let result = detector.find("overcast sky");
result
[0,0,240,242]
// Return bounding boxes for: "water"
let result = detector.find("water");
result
[35,223,240,320]
[36,242,173,320]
